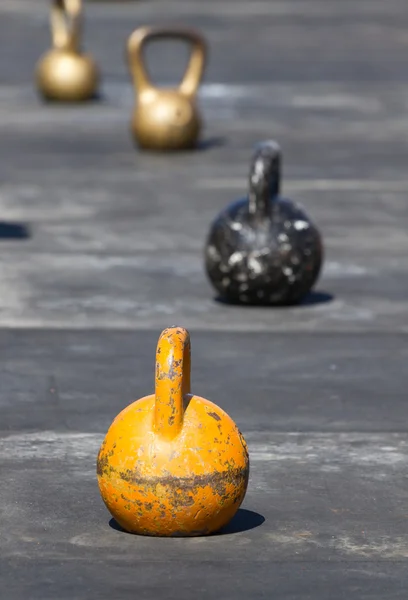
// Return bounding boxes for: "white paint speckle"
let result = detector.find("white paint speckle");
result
[294,220,310,231]
[229,251,244,266]
[247,256,263,274]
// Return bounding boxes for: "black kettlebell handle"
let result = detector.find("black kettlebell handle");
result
[248,141,281,218]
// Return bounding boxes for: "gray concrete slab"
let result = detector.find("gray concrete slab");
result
[0,2,408,334]
[0,329,407,433]
[0,0,407,597]
[2,0,408,85]
[0,250,406,331]
[1,330,408,599]
[0,79,407,331]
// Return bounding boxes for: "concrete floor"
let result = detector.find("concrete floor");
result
[0,1,407,598]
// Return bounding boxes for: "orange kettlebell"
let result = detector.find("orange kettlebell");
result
[97,326,249,536]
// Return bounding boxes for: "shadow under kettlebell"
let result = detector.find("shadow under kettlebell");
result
[131,135,226,155]
[108,508,265,537]
[0,222,31,240]
[40,89,104,104]
[213,290,334,308]
[196,136,226,152]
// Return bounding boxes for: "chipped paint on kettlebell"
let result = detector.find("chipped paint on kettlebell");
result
[97,326,250,536]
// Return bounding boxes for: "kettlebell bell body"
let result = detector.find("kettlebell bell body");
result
[205,141,323,306]
[127,27,207,151]
[97,327,249,537]
[36,0,99,102]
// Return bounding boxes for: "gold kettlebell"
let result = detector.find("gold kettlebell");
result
[35,0,99,102]
[127,26,207,151]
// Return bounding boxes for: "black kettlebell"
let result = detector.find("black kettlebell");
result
[204,141,323,306]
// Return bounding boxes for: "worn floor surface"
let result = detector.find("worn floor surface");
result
[0,1,407,598]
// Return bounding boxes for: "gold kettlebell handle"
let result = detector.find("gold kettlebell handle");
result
[154,326,191,441]
[127,26,207,97]
[51,0,82,52]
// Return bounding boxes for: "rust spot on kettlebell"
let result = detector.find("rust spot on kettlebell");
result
[208,411,221,422]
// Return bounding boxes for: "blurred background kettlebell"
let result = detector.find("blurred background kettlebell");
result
[35,0,100,102]
[205,141,324,306]
[97,326,249,537]
[126,26,207,151]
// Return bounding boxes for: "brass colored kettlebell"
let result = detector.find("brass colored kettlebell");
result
[97,326,249,537]
[127,27,207,151]
[35,0,99,102]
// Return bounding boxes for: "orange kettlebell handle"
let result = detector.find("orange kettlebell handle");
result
[154,326,191,441]
[50,0,82,52]
[127,26,207,97]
